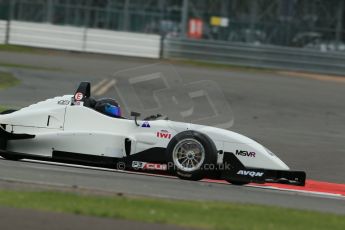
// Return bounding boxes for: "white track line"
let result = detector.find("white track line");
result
[91,79,109,94]
[247,184,344,198]
[201,178,344,199]
[94,79,116,96]
[1,158,344,199]
[21,159,176,179]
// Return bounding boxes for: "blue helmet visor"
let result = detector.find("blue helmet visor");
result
[105,104,121,117]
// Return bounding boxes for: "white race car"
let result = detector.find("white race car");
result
[0,82,306,186]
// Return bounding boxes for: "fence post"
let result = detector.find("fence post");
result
[335,0,344,48]
[181,0,189,38]
[123,0,130,31]
[82,6,91,52]
[249,0,258,43]
[47,0,54,23]
[5,0,15,44]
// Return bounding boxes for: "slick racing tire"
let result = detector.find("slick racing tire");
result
[166,131,218,181]
[0,153,23,161]
[1,109,18,115]
[225,180,249,186]
[0,109,23,161]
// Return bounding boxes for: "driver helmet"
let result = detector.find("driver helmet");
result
[104,103,122,117]
[95,98,122,118]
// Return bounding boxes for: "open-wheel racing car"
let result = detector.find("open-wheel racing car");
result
[0,82,306,186]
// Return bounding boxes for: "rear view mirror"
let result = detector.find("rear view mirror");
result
[130,111,141,117]
[130,111,141,126]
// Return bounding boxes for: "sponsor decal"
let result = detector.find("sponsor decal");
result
[141,121,151,128]
[235,150,256,158]
[74,92,83,101]
[237,170,264,177]
[74,101,83,106]
[156,130,172,139]
[132,161,167,171]
[57,100,70,105]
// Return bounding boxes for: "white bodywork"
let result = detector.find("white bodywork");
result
[0,95,289,171]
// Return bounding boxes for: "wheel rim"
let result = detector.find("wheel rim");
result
[172,138,205,172]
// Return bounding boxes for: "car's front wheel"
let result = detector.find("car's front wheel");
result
[166,131,217,181]
[225,180,249,186]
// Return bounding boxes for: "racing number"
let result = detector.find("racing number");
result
[75,92,83,101]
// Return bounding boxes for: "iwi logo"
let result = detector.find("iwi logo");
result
[156,130,171,139]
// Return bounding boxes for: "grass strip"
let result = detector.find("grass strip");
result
[0,190,343,230]
[0,44,38,53]
[0,71,20,89]
[0,62,60,71]
[0,71,19,112]
[0,105,9,112]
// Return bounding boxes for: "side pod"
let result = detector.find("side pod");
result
[0,125,35,150]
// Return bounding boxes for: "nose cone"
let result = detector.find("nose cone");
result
[241,141,291,170]
[264,147,290,170]
[271,155,290,170]
[185,124,291,171]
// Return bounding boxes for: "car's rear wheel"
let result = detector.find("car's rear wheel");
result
[0,109,23,161]
[0,154,23,161]
[1,109,17,115]
[166,131,217,181]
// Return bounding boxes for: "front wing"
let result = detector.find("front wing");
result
[220,152,306,186]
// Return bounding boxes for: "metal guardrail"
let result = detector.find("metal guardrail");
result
[3,20,161,59]
[2,19,345,75]
[10,21,84,51]
[163,38,345,76]
[0,20,6,44]
[85,28,160,58]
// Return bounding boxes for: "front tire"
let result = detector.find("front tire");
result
[226,180,249,186]
[166,131,218,181]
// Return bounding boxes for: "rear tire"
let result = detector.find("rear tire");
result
[0,154,23,161]
[1,109,17,114]
[166,131,218,181]
[0,109,22,161]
